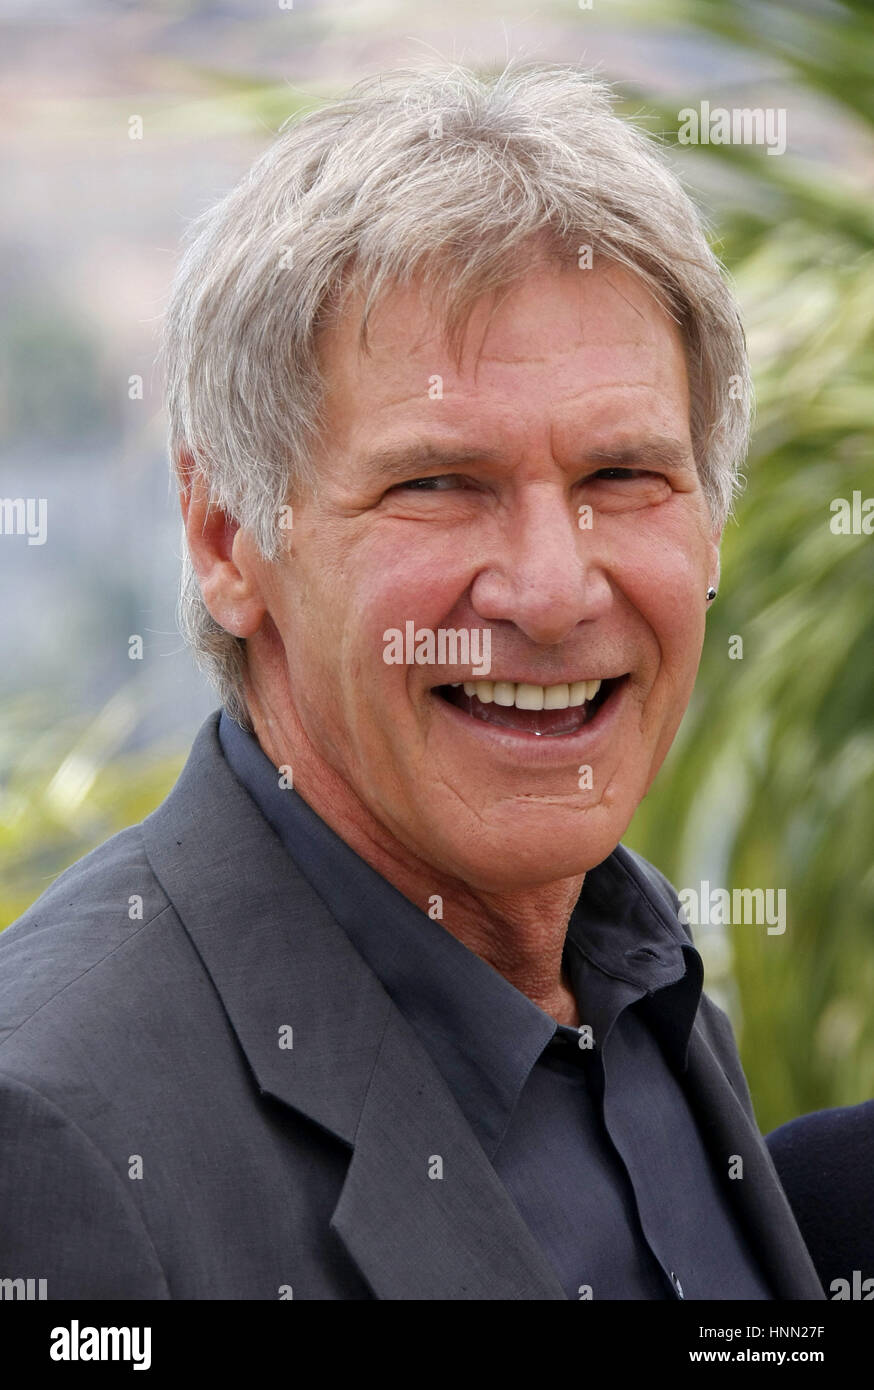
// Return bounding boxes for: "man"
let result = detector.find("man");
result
[0,62,823,1299]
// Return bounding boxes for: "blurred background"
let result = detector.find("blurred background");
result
[0,0,872,1132]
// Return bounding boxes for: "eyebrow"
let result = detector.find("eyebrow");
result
[583,440,696,472]
[359,437,695,483]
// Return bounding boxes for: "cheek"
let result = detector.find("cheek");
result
[294,545,462,737]
[617,509,709,614]
[355,541,469,656]
[642,597,706,739]
[611,524,709,698]
[649,580,705,666]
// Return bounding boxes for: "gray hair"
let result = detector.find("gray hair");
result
[162,60,751,729]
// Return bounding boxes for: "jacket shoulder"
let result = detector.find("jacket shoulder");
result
[0,823,173,1064]
[0,1070,171,1299]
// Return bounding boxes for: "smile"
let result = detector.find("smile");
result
[432,676,626,737]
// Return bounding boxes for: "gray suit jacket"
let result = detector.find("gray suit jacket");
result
[0,712,824,1299]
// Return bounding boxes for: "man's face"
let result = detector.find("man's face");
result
[254,260,719,890]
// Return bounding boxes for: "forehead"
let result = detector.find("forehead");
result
[314,261,691,451]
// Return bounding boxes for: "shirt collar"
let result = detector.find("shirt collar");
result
[217,710,702,1152]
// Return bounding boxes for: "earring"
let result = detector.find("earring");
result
[706,586,717,601]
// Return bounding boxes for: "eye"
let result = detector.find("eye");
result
[589,467,647,482]
[578,467,672,512]
[393,474,464,492]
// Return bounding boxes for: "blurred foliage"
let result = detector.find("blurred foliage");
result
[1,0,872,1134]
[618,0,874,1128]
[0,691,182,928]
[0,301,107,445]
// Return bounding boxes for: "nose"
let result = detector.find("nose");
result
[470,482,613,645]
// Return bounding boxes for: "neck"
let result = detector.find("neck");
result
[245,686,583,1026]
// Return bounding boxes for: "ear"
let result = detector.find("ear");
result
[178,453,267,639]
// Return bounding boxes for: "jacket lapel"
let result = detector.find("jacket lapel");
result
[142,713,565,1300]
[330,1005,566,1299]
[616,849,825,1301]
[683,1016,825,1299]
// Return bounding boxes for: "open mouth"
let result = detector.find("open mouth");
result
[431,675,627,737]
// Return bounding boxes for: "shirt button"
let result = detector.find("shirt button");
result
[669,1271,684,1299]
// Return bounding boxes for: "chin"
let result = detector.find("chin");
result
[435,815,631,893]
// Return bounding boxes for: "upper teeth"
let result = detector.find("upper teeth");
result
[460,679,602,710]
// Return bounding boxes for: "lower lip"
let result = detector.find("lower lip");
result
[428,679,629,766]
